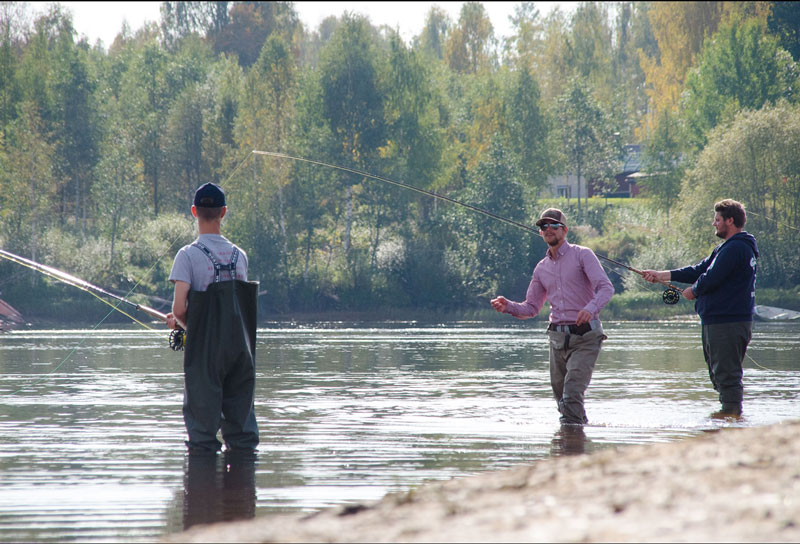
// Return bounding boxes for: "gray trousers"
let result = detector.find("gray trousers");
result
[701,321,752,409]
[547,323,606,425]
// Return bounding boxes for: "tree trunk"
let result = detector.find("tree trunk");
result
[344,185,353,254]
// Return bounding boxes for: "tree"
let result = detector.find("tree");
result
[250,34,296,280]
[120,40,168,215]
[533,7,572,102]
[444,2,495,74]
[675,101,800,287]
[213,1,299,67]
[769,2,800,61]
[13,6,99,231]
[641,109,684,225]
[416,6,450,60]
[639,2,724,132]
[567,2,614,103]
[681,18,799,151]
[289,69,339,292]
[160,1,230,50]
[317,13,385,255]
[51,28,98,233]
[503,2,543,71]
[382,32,443,220]
[613,2,655,140]
[0,2,26,140]
[164,83,208,208]
[451,137,528,297]
[555,77,614,215]
[1,101,59,261]
[92,112,142,269]
[504,67,551,199]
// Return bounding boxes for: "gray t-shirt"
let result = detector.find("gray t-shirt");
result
[169,234,248,292]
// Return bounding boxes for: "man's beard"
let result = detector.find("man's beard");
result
[715,227,726,239]
[547,238,560,246]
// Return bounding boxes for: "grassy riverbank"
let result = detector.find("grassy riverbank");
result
[168,419,800,543]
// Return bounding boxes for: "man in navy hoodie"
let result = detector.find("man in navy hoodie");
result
[642,199,758,417]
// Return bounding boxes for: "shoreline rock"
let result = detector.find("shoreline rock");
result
[167,420,800,543]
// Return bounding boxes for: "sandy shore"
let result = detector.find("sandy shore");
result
[167,419,800,543]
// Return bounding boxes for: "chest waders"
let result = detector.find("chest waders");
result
[183,242,259,452]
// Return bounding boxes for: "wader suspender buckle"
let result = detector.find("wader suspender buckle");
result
[193,241,239,283]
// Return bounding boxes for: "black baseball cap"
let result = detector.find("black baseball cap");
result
[194,183,226,208]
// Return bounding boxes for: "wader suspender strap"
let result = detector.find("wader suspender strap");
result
[193,241,239,283]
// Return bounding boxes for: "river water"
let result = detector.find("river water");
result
[1,319,799,542]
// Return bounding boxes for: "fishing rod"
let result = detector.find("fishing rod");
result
[254,150,683,305]
[590,253,682,304]
[0,248,185,350]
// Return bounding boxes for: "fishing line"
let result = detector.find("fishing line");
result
[6,306,122,396]
[747,210,800,233]
[254,150,683,303]
[0,249,166,327]
[745,352,771,371]
[0,248,178,396]
[597,259,670,300]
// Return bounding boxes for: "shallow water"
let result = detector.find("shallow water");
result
[0,320,799,542]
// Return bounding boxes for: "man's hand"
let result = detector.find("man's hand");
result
[166,312,181,330]
[682,286,696,301]
[490,296,508,313]
[641,269,669,284]
[576,309,592,325]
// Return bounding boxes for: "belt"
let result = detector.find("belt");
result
[547,322,593,335]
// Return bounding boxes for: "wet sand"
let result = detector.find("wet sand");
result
[166,419,800,543]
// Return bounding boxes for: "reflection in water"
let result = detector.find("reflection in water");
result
[550,425,589,456]
[183,450,257,530]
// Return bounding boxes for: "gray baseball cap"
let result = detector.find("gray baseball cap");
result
[535,208,567,228]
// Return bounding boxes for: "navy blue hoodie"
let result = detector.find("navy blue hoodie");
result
[670,232,758,325]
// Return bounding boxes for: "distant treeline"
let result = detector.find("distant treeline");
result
[0,2,798,319]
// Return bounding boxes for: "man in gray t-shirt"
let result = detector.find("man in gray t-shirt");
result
[166,183,259,453]
[169,233,249,292]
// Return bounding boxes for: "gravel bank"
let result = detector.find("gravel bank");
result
[166,419,800,543]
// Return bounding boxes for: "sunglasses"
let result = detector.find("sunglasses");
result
[539,223,564,230]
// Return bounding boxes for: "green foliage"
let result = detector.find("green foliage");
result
[674,101,800,287]
[0,3,24,136]
[568,2,614,99]
[503,67,551,198]
[640,109,684,223]
[449,138,529,297]
[768,2,800,61]
[92,110,142,269]
[416,6,450,60]
[319,14,385,162]
[0,101,58,259]
[444,2,495,74]
[555,76,615,215]
[0,2,798,323]
[681,17,799,151]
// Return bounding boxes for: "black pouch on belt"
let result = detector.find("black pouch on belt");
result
[569,323,592,336]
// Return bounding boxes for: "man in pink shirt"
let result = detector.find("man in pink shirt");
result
[491,208,614,425]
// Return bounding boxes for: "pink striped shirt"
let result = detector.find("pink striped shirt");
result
[504,241,614,324]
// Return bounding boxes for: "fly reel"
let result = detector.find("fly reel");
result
[662,287,681,305]
[169,328,186,351]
